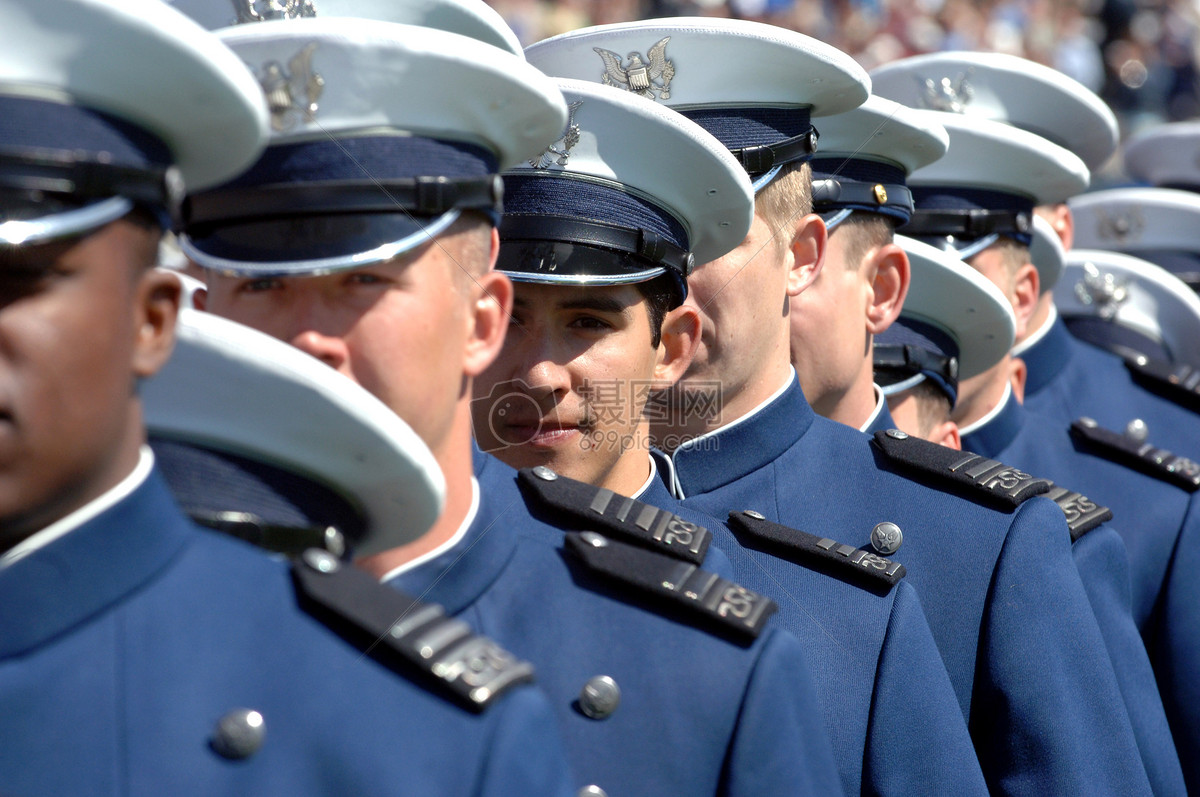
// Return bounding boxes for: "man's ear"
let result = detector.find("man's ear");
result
[1011,262,1040,341]
[865,243,910,334]
[785,213,827,297]
[653,303,701,388]
[928,420,962,450]
[1037,203,1074,251]
[463,228,512,378]
[1009,355,1027,404]
[132,267,182,379]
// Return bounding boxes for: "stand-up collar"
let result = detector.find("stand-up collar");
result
[860,384,893,435]
[960,385,1025,457]
[0,469,190,659]
[668,374,815,497]
[383,455,519,616]
[1021,314,1074,396]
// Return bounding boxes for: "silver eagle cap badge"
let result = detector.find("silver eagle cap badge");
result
[258,43,325,132]
[1094,205,1145,244]
[1074,260,1130,320]
[594,37,675,101]
[234,0,317,23]
[919,72,974,113]
[529,101,584,169]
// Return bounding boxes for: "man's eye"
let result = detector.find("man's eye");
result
[347,272,385,285]
[570,316,611,331]
[240,278,281,293]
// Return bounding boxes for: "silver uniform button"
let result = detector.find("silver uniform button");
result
[579,532,608,548]
[302,548,340,574]
[532,465,558,481]
[1125,418,1149,443]
[578,786,609,797]
[885,428,909,440]
[578,675,620,720]
[211,708,265,760]
[743,510,765,520]
[870,522,903,555]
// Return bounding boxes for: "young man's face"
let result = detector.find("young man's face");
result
[0,218,173,547]
[204,235,482,459]
[473,282,663,488]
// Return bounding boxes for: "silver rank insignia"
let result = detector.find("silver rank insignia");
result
[594,37,675,101]
[258,43,325,132]
[1093,205,1145,244]
[234,0,318,23]
[919,72,974,113]
[529,101,583,169]
[1074,260,1130,320]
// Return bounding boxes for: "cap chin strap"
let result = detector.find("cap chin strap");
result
[0,196,132,245]
[500,215,694,277]
[821,208,854,232]
[878,372,926,397]
[180,208,461,277]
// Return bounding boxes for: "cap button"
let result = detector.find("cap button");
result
[870,522,903,555]
[873,184,888,204]
[578,675,621,720]
[579,531,608,548]
[303,548,340,574]
[532,465,558,481]
[885,428,909,440]
[1125,418,1149,443]
[211,708,265,760]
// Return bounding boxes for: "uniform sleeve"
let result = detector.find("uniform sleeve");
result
[1153,496,1200,795]
[972,497,1153,796]
[864,581,988,796]
[475,685,577,797]
[1071,524,1186,796]
[720,628,845,797]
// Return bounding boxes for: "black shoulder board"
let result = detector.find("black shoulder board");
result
[1070,418,1200,493]
[518,467,710,565]
[564,531,776,644]
[291,549,534,711]
[1126,356,1200,414]
[726,510,905,595]
[872,429,1052,509]
[1042,485,1114,542]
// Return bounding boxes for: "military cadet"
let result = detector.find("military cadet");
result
[527,19,1155,794]
[876,223,1187,794]
[874,235,1015,448]
[186,13,845,796]
[874,54,1200,462]
[0,1,577,794]
[473,76,986,796]
[788,95,948,433]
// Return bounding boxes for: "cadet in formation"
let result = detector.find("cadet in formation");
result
[472,74,986,795]
[185,9,843,796]
[528,17,1154,794]
[0,1,576,794]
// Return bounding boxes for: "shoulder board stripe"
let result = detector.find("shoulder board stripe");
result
[564,531,776,644]
[292,550,534,711]
[1126,356,1200,413]
[1070,418,1200,493]
[726,510,905,594]
[872,429,1052,509]
[1043,485,1113,541]
[518,468,710,564]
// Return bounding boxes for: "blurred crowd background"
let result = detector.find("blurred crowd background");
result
[486,0,1199,185]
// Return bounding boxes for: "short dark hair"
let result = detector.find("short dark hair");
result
[634,273,679,348]
[909,378,953,437]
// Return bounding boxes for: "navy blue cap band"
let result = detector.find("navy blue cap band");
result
[875,316,960,404]
[0,95,171,171]
[678,107,816,179]
[1062,315,1173,364]
[906,185,1034,247]
[503,174,687,251]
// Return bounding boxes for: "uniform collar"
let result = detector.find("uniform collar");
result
[0,467,191,659]
[859,384,891,434]
[959,383,1025,457]
[382,455,518,616]
[375,478,479,584]
[630,454,658,501]
[1020,312,1074,396]
[1011,304,1057,357]
[667,372,815,498]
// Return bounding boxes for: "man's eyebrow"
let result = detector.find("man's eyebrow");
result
[514,291,633,313]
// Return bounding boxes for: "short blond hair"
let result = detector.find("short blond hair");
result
[754,162,813,254]
[832,213,893,272]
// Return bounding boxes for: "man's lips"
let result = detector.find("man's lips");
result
[501,419,587,446]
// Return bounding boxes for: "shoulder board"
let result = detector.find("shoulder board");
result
[726,510,905,595]
[563,531,776,644]
[518,467,710,565]
[1125,356,1200,414]
[1070,418,1200,493]
[291,549,534,712]
[1042,485,1113,542]
[872,429,1052,509]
